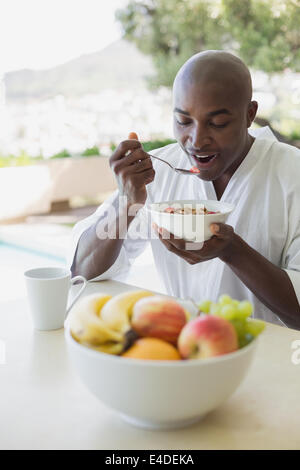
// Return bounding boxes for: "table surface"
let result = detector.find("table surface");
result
[1,279,300,450]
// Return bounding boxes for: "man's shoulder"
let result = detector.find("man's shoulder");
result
[251,127,300,165]
[269,139,300,158]
[265,140,300,188]
[267,140,300,170]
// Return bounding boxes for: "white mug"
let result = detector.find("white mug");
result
[24,267,87,331]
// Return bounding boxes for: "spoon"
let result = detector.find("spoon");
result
[127,132,199,176]
[148,153,199,176]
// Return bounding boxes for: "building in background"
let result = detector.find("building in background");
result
[2,39,300,159]
[2,40,173,157]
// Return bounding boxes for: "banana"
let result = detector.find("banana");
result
[184,309,191,321]
[100,290,154,333]
[81,341,124,355]
[68,293,123,346]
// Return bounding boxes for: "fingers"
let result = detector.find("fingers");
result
[152,224,187,251]
[153,224,223,254]
[155,229,186,256]
[154,226,200,265]
[135,168,156,185]
[109,134,156,207]
[112,148,152,174]
[121,166,155,184]
[153,223,235,265]
[131,158,153,174]
[110,134,154,180]
[110,139,142,164]
[153,223,233,248]
[128,132,139,140]
[124,158,154,175]
[210,223,234,238]
[115,167,155,196]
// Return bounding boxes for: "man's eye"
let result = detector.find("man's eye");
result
[210,122,229,128]
[176,119,192,126]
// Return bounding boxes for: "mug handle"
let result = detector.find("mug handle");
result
[65,275,87,317]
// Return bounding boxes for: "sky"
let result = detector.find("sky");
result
[0,0,126,74]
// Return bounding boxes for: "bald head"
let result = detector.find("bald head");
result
[173,50,252,108]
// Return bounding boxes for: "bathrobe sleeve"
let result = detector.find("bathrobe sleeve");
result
[67,189,150,281]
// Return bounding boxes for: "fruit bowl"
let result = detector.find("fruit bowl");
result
[65,326,258,430]
[147,199,234,243]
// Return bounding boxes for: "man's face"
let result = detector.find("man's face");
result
[173,80,256,181]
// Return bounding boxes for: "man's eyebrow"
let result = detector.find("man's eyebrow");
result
[173,108,190,116]
[207,108,232,117]
[173,107,232,117]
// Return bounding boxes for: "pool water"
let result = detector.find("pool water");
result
[0,242,66,303]
[0,238,165,305]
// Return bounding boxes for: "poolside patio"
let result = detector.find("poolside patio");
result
[0,202,165,305]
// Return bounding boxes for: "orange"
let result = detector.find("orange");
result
[122,337,181,361]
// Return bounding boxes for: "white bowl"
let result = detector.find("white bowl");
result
[65,327,258,430]
[147,199,235,243]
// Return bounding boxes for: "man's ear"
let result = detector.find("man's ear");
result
[247,101,258,128]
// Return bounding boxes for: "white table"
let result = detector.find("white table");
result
[1,279,300,450]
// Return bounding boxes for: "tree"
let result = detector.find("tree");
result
[116,0,300,88]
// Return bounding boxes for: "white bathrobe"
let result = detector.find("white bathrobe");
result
[68,128,300,326]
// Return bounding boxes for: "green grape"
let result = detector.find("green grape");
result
[245,319,265,337]
[230,319,250,348]
[232,300,240,307]
[238,333,254,348]
[220,304,237,320]
[198,300,211,314]
[237,300,253,319]
[210,303,222,316]
[230,319,248,348]
[230,318,246,335]
[218,294,232,306]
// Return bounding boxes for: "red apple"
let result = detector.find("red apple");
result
[178,315,238,359]
[132,296,187,345]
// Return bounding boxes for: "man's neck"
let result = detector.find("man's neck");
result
[213,134,255,200]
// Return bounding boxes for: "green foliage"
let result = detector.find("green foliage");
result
[116,0,300,87]
[142,139,176,151]
[290,130,300,141]
[222,0,300,73]
[0,141,177,167]
[116,0,226,87]
[0,156,14,168]
[0,151,37,168]
[49,149,71,159]
[110,138,176,153]
[81,146,100,156]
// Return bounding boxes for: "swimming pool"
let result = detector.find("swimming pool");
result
[0,237,166,304]
[0,242,66,303]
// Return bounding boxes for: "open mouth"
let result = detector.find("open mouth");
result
[193,153,217,163]
[190,153,219,169]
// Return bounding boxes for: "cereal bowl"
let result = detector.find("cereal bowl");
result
[65,326,258,430]
[147,199,235,243]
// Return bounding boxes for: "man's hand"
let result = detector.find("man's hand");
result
[153,222,236,264]
[109,138,155,208]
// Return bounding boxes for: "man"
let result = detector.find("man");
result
[69,50,300,329]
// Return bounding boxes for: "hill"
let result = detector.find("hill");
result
[4,39,154,102]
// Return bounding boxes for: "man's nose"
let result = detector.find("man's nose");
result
[190,124,212,148]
